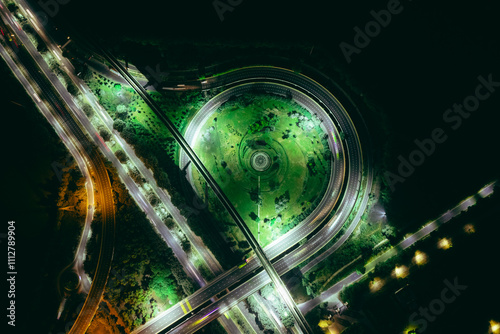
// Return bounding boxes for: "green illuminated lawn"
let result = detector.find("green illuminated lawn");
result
[85,73,244,269]
[86,73,172,143]
[191,94,331,247]
[86,73,206,153]
[85,72,331,254]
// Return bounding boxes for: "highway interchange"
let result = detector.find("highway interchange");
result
[1,2,374,332]
[126,67,371,333]
[0,3,247,332]
[132,66,373,334]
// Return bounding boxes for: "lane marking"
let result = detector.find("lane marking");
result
[180,302,187,314]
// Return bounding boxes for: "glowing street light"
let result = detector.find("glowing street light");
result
[490,320,500,333]
[369,277,384,292]
[393,265,409,279]
[437,238,452,250]
[413,250,428,265]
[318,319,331,329]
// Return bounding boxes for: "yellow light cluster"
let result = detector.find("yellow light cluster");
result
[393,265,409,279]
[437,238,452,250]
[413,250,428,265]
[369,277,384,293]
[491,320,500,333]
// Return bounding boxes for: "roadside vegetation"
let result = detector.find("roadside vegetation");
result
[54,162,88,289]
[194,320,227,334]
[84,163,194,331]
[289,176,386,301]
[259,284,295,328]
[299,220,382,299]
[245,295,278,333]
[84,72,240,269]
[226,307,255,334]
[300,188,498,333]
[336,188,499,333]
[5,4,81,98]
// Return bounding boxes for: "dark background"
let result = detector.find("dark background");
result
[46,0,500,221]
[3,0,499,333]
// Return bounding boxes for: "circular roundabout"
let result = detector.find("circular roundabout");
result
[180,72,362,248]
[163,66,369,333]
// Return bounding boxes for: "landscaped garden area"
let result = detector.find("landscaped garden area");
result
[190,93,332,247]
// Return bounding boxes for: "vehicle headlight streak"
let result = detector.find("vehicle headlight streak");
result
[96,47,314,334]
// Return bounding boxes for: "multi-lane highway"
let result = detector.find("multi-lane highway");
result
[98,48,319,334]
[126,65,372,333]
[0,11,95,299]
[2,2,246,331]
[2,1,373,331]
[0,9,116,334]
[166,70,371,334]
